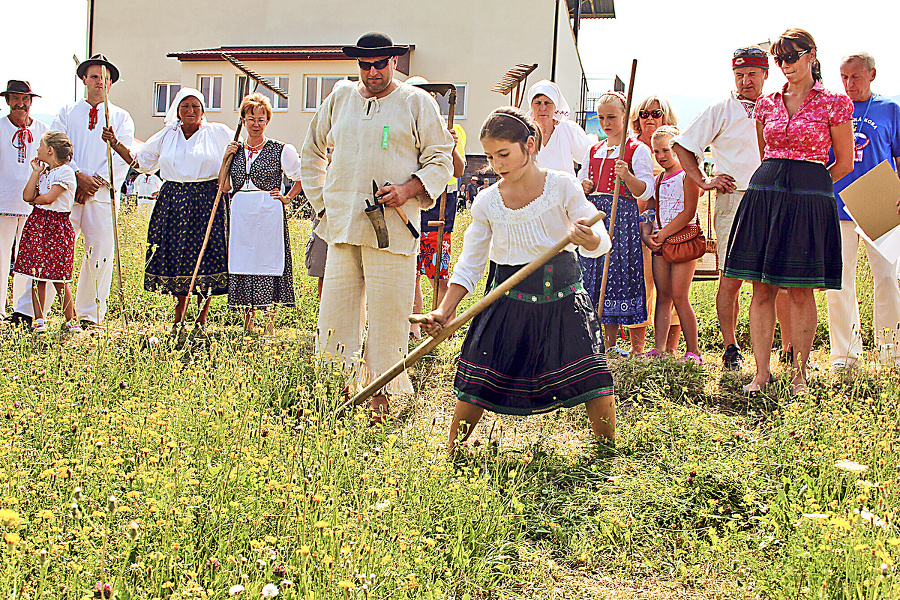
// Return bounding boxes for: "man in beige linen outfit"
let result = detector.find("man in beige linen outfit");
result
[300,32,453,419]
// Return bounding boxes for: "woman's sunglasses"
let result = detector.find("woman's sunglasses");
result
[639,109,664,119]
[358,58,391,71]
[773,49,810,66]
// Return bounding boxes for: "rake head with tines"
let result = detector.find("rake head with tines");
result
[221,53,289,99]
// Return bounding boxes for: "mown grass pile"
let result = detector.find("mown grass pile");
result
[1,211,899,599]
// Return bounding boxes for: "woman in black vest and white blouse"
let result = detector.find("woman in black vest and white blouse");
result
[221,93,302,333]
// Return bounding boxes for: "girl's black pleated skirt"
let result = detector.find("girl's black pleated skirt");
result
[724,158,842,288]
[454,252,615,416]
[144,179,229,296]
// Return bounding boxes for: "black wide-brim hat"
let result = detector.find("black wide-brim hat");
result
[0,80,40,98]
[76,53,120,83]
[342,32,409,58]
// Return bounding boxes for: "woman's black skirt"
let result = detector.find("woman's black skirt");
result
[454,252,615,416]
[724,159,842,288]
[144,179,229,296]
[227,209,296,310]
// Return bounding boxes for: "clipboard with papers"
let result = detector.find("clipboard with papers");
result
[838,159,900,264]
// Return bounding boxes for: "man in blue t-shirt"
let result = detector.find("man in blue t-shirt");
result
[827,52,900,371]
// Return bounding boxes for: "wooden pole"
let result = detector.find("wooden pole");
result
[340,210,605,412]
[185,123,242,304]
[100,66,127,326]
[431,90,457,311]
[595,59,638,322]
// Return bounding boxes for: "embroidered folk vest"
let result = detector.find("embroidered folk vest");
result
[230,140,284,192]
[587,136,640,198]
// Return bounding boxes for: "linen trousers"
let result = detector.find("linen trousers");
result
[827,220,900,365]
[0,215,28,317]
[15,199,116,323]
[317,243,417,395]
[713,191,744,267]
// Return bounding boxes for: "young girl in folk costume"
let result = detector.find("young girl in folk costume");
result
[639,126,703,363]
[420,107,616,449]
[577,92,655,354]
[14,131,79,333]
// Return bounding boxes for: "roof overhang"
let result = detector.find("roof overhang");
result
[167,45,415,74]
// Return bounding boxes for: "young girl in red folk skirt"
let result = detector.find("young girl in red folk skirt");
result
[420,107,616,451]
[14,131,79,334]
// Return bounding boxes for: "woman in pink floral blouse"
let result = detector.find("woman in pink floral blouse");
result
[723,28,854,396]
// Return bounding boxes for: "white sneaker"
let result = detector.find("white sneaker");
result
[32,319,46,334]
[830,357,860,372]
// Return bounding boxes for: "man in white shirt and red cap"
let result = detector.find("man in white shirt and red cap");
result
[0,80,48,320]
[301,32,453,422]
[673,47,775,371]
[11,54,135,327]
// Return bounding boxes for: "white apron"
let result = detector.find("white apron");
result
[229,190,285,275]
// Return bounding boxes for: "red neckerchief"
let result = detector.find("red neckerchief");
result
[12,126,32,163]
[88,106,99,130]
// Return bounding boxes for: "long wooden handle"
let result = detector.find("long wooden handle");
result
[101,67,127,325]
[185,121,243,302]
[431,93,458,310]
[596,59,638,322]
[341,211,606,411]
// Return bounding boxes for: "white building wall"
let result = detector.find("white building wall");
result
[93,0,587,156]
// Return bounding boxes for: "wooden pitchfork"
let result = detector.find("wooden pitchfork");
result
[184,53,289,306]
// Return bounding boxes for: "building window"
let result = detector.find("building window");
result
[153,82,181,117]
[237,75,289,111]
[198,75,222,110]
[432,83,468,120]
[304,75,359,111]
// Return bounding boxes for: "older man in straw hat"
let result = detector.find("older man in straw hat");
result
[0,80,48,321]
[11,54,135,327]
[301,32,453,421]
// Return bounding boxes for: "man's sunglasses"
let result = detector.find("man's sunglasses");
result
[773,49,810,66]
[639,109,664,119]
[358,58,391,71]
[733,47,767,57]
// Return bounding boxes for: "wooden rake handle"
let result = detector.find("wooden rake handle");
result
[340,211,606,411]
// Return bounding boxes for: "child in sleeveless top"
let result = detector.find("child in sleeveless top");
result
[639,126,702,363]
[419,107,616,451]
[14,131,79,334]
[576,92,655,355]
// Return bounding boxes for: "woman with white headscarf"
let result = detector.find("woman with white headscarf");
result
[104,88,234,332]
[526,80,597,176]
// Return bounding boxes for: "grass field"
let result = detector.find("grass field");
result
[1,209,899,600]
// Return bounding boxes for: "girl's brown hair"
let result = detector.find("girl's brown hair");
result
[771,28,822,83]
[480,106,542,155]
[41,130,73,164]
